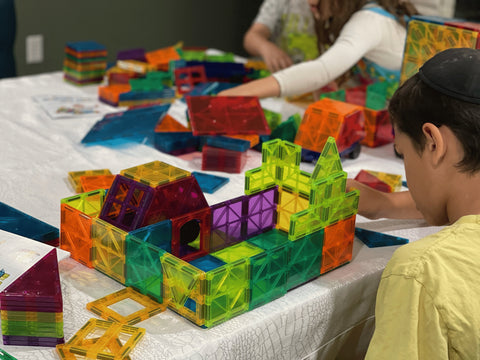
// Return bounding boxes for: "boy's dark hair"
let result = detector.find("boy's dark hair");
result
[389,48,480,173]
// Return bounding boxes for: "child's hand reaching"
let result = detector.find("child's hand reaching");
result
[259,42,294,72]
[346,179,424,220]
[347,179,388,219]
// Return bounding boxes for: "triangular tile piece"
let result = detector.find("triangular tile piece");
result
[0,249,62,312]
[154,114,190,132]
[311,137,343,182]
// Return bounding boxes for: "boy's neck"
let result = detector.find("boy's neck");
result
[445,172,480,224]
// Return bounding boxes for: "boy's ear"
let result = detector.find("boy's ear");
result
[422,123,446,167]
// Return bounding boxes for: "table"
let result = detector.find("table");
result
[0,72,442,360]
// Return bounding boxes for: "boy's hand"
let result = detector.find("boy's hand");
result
[346,179,387,219]
[346,179,424,220]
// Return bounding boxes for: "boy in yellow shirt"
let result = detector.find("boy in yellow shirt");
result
[348,48,480,359]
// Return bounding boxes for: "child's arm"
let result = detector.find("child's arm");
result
[244,23,293,72]
[346,179,424,220]
[223,9,403,99]
[218,75,281,98]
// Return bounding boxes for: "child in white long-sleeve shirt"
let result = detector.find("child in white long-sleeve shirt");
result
[221,0,418,99]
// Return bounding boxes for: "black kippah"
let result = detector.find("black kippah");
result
[418,48,480,104]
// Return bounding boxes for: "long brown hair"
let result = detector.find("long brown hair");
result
[315,0,418,51]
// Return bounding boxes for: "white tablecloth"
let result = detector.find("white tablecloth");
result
[0,72,441,360]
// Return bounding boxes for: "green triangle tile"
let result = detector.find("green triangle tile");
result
[311,137,343,181]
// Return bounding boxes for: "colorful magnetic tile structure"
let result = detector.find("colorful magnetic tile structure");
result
[368,170,403,192]
[270,113,302,143]
[64,41,107,86]
[246,137,359,240]
[191,171,229,194]
[354,170,392,193]
[56,340,132,360]
[2,318,63,338]
[61,204,94,267]
[154,113,190,132]
[245,229,290,309]
[362,108,393,147]
[60,189,106,268]
[3,335,63,347]
[0,249,62,311]
[61,189,106,217]
[181,81,237,100]
[320,84,393,148]
[125,221,171,302]
[186,96,271,136]
[99,174,209,233]
[174,65,207,94]
[65,41,106,57]
[400,17,480,84]
[98,84,131,106]
[81,104,170,145]
[290,231,325,287]
[245,138,308,197]
[64,59,106,72]
[294,98,365,154]
[98,175,154,232]
[118,87,176,108]
[227,133,260,148]
[60,137,359,328]
[103,66,141,85]
[184,61,247,82]
[355,169,403,193]
[0,202,59,246]
[276,187,310,233]
[1,310,63,323]
[355,227,409,248]
[92,218,129,284]
[209,196,246,253]
[129,77,164,92]
[117,60,156,75]
[209,187,277,253]
[58,318,145,360]
[120,160,190,188]
[86,287,167,325]
[80,174,116,192]
[201,145,248,174]
[154,130,199,155]
[262,108,282,131]
[365,81,388,111]
[145,45,181,71]
[146,175,209,226]
[68,169,112,193]
[162,250,250,327]
[117,48,146,62]
[321,216,355,274]
[205,135,251,152]
[169,207,211,262]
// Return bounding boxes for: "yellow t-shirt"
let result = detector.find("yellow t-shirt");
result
[365,215,480,359]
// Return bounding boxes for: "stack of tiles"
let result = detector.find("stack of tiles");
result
[0,249,64,347]
[186,96,270,173]
[64,41,107,85]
